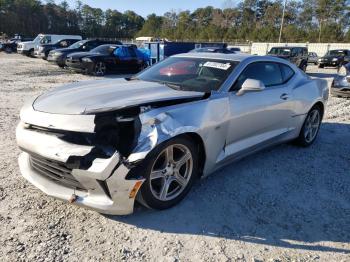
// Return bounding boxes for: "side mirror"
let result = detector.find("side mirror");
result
[237,79,265,96]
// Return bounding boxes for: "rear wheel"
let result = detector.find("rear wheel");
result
[93,62,107,76]
[138,136,199,210]
[296,105,322,147]
[28,49,35,57]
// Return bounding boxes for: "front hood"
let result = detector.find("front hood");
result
[20,41,32,45]
[33,79,205,115]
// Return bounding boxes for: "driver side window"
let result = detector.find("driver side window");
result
[231,62,283,91]
[59,40,68,47]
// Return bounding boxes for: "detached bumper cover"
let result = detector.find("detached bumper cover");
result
[16,120,144,215]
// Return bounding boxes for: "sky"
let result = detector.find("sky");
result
[65,0,236,17]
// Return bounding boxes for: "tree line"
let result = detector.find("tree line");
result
[0,0,349,43]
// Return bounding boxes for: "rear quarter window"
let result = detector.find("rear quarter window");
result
[280,64,295,83]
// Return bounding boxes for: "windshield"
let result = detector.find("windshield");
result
[69,40,87,49]
[33,35,42,43]
[327,50,346,56]
[137,57,238,92]
[269,48,291,55]
[90,45,114,54]
[40,36,51,44]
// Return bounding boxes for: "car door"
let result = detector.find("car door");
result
[225,61,296,158]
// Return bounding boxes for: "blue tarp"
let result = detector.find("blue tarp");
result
[113,46,151,64]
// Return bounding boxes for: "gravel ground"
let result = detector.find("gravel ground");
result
[0,53,349,262]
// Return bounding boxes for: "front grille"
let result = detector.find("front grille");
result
[29,154,86,191]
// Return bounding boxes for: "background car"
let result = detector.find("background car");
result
[47,39,122,67]
[34,38,81,60]
[267,46,309,71]
[331,63,350,97]
[16,53,328,215]
[0,37,33,53]
[65,44,149,76]
[308,52,319,65]
[318,49,350,68]
[17,34,81,57]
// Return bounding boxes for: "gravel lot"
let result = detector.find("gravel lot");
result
[0,53,349,262]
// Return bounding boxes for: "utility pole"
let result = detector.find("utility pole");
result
[318,20,322,43]
[278,0,287,43]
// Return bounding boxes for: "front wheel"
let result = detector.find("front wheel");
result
[93,62,107,76]
[296,106,322,147]
[138,136,199,210]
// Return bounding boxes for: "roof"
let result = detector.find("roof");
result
[173,52,253,62]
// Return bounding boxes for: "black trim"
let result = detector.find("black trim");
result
[230,61,296,91]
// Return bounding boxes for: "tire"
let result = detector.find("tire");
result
[93,62,107,76]
[4,47,12,53]
[318,64,324,68]
[296,105,322,147]
[27,49,35,57]
[138,136,199,210]
[314,62,318,65]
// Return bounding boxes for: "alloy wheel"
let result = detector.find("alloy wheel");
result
[95,62,106,76]
[149,144,193,202]
[304,109,321,143]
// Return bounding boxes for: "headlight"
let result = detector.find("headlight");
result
[332,58,338,61]
[53,52,62,56]
[82,57,92,62]
[318,58,322,61]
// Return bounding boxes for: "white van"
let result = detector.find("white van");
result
[17,34,82,56]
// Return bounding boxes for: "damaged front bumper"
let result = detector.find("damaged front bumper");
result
[16,118,144,215]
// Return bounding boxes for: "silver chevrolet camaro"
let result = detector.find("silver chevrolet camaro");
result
[16,53,329,215]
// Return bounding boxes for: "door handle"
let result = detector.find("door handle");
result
[280,93,290,100]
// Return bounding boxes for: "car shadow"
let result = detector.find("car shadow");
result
[107,122,350,253]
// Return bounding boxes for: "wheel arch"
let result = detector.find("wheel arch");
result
[181,132,206,177]
[312,101,325,119]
